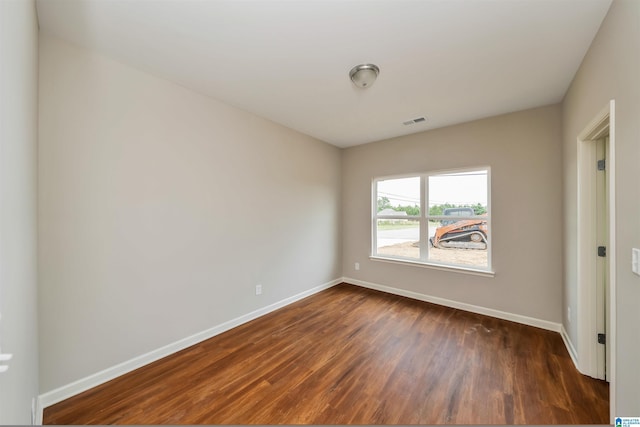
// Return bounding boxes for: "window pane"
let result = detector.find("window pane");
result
[428,224,489,267]
[428,170,487,214]
[427,170,488,268]
[377,177,420,216]
[376,219,419,259]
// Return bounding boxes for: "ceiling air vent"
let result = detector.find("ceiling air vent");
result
[402,116,427,126]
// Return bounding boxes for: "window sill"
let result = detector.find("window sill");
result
[369,255,495,278]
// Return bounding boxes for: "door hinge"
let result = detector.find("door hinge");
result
[598,246,606,257]
[598,333,606,345]
[597,159,606,171]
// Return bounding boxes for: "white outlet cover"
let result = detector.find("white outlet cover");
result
[632,248,640,276]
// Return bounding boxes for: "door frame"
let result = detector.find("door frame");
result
[576,100,616,416]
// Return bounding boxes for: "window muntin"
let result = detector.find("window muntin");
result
[374,176,421,261]
[373,168,490,271]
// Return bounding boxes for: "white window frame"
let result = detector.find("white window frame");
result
[371,167,493,276]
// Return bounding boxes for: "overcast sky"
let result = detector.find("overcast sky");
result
[377,170,488,207]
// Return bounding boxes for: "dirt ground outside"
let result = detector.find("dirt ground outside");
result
[377,241,488,268]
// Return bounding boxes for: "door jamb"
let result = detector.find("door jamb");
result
[576,99,616,420]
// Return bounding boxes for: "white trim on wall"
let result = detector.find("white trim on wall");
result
[575,101,616,420]
[34,399,42,425]
[343,277,562,333]
[38,276,580,424]
[561,325,579,370]
[343,278,584,374]
[38,278,343,415]
[371,167,493,274]
[607,101,616,421]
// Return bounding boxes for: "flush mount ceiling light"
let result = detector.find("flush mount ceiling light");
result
[349,64,380,88]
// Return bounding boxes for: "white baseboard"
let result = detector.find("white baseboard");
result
[343,277,562,333]
[33,397,42,426]
[347,277,583,375]
[38,276,576,423]
[560,324,580,372]
[38,277,342,414]
[344,278,584,377]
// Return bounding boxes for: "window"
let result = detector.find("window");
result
[373,168,491,272]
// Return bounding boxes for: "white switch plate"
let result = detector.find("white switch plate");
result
[632,248,640,276]
[255,284,262,295]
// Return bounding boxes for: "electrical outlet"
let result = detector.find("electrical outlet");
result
[255,284,262,295]
[355,262,360,271]
[567,306,571,323]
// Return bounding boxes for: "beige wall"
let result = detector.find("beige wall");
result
[562,0,639,415]
[38,36,342,393]
[0,0,40,423]
[35,1,639,414]
[342,105,563,322]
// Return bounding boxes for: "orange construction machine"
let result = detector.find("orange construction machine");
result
[430,207,488,250]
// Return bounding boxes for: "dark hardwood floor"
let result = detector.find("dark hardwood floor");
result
[44,283,609,424]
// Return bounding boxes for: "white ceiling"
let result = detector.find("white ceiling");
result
[36,0,612,148]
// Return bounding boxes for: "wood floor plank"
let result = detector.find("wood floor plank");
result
[44,283,609,424]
